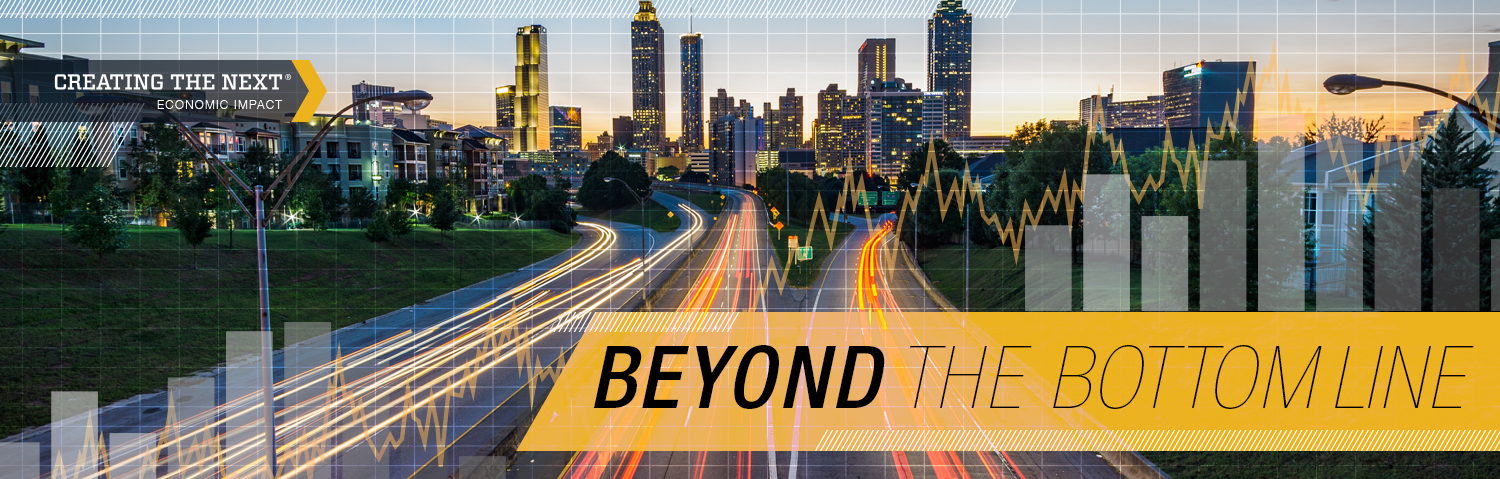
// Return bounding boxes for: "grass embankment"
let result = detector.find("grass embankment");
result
[918,245,1149,311]
[666,188,727,215]
[767,216,854,288]
[0,224,577,437]
[578,198,681,233]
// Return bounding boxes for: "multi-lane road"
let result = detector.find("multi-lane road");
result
[13,186,1128,479]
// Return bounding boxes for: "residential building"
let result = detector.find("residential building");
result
[1162,60,1256,134]
[288,115,396,200]
[393,129,430,181]
[631,0,666,153]
[928,0,972,140]
[1414,109,1452,139]
[515,25,550,151]
[550,106,582,151]
[680,33,705,152]
[857,38,895,95]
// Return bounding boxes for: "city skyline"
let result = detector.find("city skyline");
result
[6,1,1497,139]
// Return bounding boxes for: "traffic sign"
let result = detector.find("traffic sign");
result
[788,236,798,251]
[770,207,779,219]
[667,211,674,218]
[796,246,814,261]
[882,191,900,205]
[773,221,784,231]
[859,192,878,207]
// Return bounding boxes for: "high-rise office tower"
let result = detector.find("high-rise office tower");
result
[922,91,946,141]
[709,89,735,122]
[857,39,895,95]
[763,101,779,150]
[352,81,394,123]
[815,84,847,172]
[1079,93,1111,129]
[680,33,704,152]
[613,116,634,150]
[840,95,868,171]
[495,85,516,144]
[1162,60,1256,134]
[515,25,549,151]
[631,1,666,153]
[928,0,972,140]
[775,88,804,151]
[550,106,582,151]
[866,78,923,181]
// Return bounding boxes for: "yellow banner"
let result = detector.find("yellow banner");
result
[520,312,1499,451]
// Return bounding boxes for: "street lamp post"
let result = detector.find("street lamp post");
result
[77,90,432,478]
[1322,74,1499,132]
[605,177,651,310]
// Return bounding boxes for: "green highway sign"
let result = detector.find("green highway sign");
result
[796,246,814,261]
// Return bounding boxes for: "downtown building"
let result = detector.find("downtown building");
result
[352,81,400,127]
[927,0,972,141]
[550,106,582,151]
[514,25,550,151]
[1162,60,1256,134]
[857,38,895,94]
[763,88,804,151]
[680,33,704,152]
[631,1,666,153]
[495,85,516,144]
[865,78,924,182]
[1078,92,1165,129]
[709,114,763,188]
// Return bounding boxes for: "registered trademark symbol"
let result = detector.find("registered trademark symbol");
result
[284,74,292,80]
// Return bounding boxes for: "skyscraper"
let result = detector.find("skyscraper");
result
[515,25,549,152]
[495,85,516,144]
[550,106,583,151]
[680,33,704,152]
[1162,60,1256,134]
[866,78,923,182]
[922,90,946,142]
[352,81,394,123]
[775,88,804,151]
[613,116,634,150]
[857,39,895,95]
[631,1,666,153]
[928,0,972,141]
[815,84,847,172]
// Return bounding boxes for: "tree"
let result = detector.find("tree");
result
[1004,119,1052,159]
[66,185,130,261]
[385,178,419,209]
[576,151,651,211]
[552,169,573,191]
[898,139,966,193]
[288,167,344,230]
[427,182,464,242]
[901,169,969,248]
[679,164,709,183]
[173,199,213,269]
[1304,113,1388,145]
[528,188,578,233]
[347,188,379,221]
[365,203,414,244]
[655,165,680,179]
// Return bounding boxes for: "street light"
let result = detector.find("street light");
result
[75,89,432,478]
[604,177,651,310]
[1322,74,1498,131]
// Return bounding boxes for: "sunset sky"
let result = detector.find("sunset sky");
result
[5,0,1498,139]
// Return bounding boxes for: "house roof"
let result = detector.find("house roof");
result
[462,138,488,150]
[393,129,428,144]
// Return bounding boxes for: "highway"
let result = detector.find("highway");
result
[16,187,1129,479]
[19,191,709,479]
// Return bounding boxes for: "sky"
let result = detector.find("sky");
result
[5,0,1499,139]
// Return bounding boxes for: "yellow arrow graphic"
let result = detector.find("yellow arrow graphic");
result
[291,60,325,122]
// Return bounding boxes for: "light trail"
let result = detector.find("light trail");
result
[49,207,712,479]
